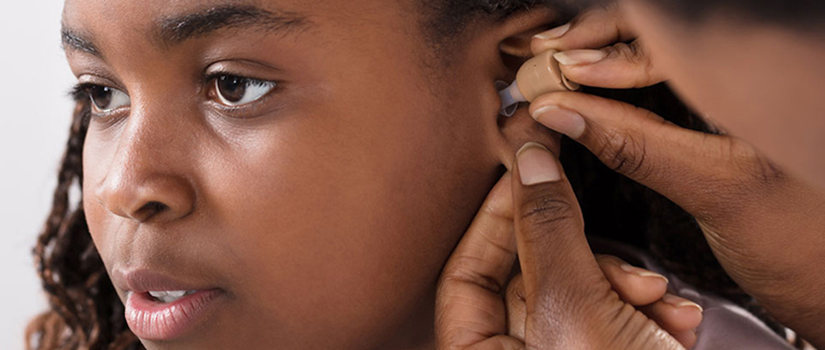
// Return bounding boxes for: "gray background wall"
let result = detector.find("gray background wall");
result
[0,1,76,348]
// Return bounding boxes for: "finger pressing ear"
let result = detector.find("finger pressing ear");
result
[531,4,636,54]
[510,142,611,345]
[511,142,686,349]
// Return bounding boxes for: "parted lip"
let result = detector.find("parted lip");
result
[111,267,217,293]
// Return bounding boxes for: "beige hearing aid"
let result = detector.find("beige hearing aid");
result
[499,49,579,116]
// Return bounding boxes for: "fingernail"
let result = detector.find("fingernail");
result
[663,293,704,312]
[516,142,561,186]
[531,105,586,139]
[554,49,607,66]
[534,23,570,40]
[620,264,669,284]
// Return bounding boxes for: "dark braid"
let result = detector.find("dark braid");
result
[26,100,140,350]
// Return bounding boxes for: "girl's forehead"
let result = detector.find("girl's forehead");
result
[61,0,424,58]
[62,0,413,27]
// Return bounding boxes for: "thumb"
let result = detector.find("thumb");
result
[510,142,684,349]
[509,142,606,346]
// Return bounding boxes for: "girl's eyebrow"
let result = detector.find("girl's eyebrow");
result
[61,28,100,57]
[155,5,310,46]
[61,4,310,58]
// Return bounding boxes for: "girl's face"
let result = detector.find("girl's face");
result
[64,0,559,348]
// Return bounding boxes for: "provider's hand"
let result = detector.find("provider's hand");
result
[436,172,701,349]
[530,4,825,347]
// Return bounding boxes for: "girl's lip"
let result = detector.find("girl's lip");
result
[125,288,224,340]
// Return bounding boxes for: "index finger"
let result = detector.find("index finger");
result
[531,4,636,54]
[435,173,520,348]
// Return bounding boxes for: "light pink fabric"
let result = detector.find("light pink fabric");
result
[592,239,796,350]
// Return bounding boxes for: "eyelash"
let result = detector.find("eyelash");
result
[204,72,272,86]
[70,83,96,103]
[70,83,129,123]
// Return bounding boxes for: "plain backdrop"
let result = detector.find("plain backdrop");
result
[0,0,77,348]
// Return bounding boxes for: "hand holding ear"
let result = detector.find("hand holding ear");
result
[435,171,701,349]
[530,4,825,347]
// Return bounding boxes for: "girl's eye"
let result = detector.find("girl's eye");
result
[88,85,130,113]
[212,75,276,107]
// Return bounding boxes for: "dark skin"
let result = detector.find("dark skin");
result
[64,0,699,348]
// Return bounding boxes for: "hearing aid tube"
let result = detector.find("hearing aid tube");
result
[499,49,579,116]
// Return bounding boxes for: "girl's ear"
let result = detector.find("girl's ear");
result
[498,8,561,72]
[476,7,567,167]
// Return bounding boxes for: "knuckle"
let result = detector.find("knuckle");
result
[593,120,652,180]
[701,137,786,206]
[519,193,576,230]
[727,139,785,185]
[440,260,504,294]
[630,41,657,84]
[607,42,655,87]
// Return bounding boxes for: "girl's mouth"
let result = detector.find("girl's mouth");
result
[112,268,227,341]
[126,288,225,340]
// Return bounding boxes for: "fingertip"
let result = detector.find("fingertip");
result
[533,23,571,41]
[598,256,669,306]
[619,263,669,285]
[662,294,704,329]
[662,294,704,314]
[531,23,571,54]
[515,142,562,186]
[645,295,704,331]
[531,104,587,139]
[528,91,583,120]
[553,49,607,66]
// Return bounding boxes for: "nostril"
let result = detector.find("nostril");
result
[133,201,169,221]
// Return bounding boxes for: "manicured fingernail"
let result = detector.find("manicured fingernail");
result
[516,142,561,185]
[534,23,570,40]
[620,264,669,284]
[554,49,607,66]
[531,105,586,139]
[663,293,704,312]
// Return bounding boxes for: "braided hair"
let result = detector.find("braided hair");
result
[26,100,140,349]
